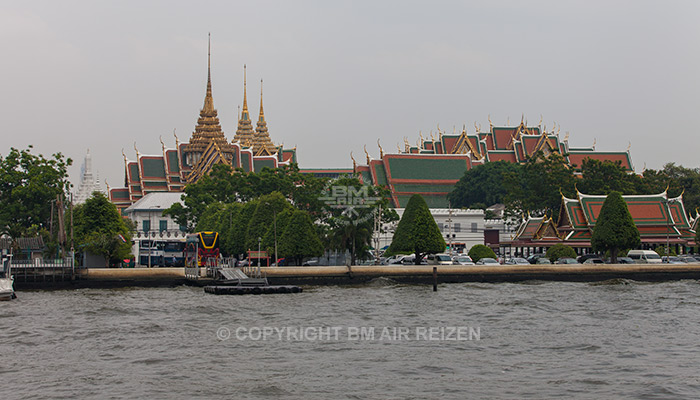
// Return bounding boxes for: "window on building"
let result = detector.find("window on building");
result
[438,223,444,231]
[471,223,478,233]
[179,224,187,232]
[142,219,151,233]
[454,223,461,233]
[159,220,168,232]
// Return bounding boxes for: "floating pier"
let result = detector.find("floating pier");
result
[204,285,302,295]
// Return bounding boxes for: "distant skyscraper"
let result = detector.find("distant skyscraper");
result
[74,149,102,204]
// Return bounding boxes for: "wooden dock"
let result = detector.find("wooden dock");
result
[12,263,700,289]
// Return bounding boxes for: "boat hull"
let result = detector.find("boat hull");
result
[0,277,15,301]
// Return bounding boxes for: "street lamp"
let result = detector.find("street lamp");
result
[257,236,262,267]
[664,198,677,263]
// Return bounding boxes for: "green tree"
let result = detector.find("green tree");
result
[278,210,324,266]
[74,192,133,267]
[591,191,640,263]
[504,151,576,219]
[449,161,520,209]
[546,243,577,262]
[0,146,72,237]
[323,177,398,265]
[578,159,641,195]
[163,163,329,229]
[245,192,293,254]
[468,244,497,262]
[386,194,445,264]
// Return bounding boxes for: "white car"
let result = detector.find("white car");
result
[452,255,475,265]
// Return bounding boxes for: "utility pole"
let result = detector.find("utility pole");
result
[446,203,454,256]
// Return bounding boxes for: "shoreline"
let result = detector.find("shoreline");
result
[11,263,700,290]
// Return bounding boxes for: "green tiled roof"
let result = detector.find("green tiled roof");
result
[387,157,468,180]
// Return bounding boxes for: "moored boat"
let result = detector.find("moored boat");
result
[0,255,16,301]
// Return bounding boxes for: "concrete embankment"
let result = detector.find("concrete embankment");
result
[13,263,700,289]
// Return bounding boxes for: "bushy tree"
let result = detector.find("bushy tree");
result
[577,159,642,195]
[591,191,640,263]
[279,210,324,266]
[322,177,397,265]
[386,194,445,264]
[546,243,577,262]
[74,192,132,267]
[0,146,72,237]
[468,244,497,262]
[449,161,520,209]
[245,192,293,254]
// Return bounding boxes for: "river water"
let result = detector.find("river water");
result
[3,279,700,399]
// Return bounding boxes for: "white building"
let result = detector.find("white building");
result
[122,192,186,266]
[376,208,517,255]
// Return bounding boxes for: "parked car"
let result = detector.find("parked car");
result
[401,255,427,265]
[583,258,605,264]
[504,257,530,265]
[677,255,697,263]
[476,257,500,265]
[426,253,454,265]
[627,250,662,264]
[612,256,635,264]
[526,254,547,264]
[578,254,602,263]
[452,255,475,265]
[661,256,685,264]
[535,257,552,264]
[385,255,408,265]
[556,258,579,265]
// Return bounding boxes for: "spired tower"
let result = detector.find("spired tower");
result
[74,149,102,204]
[253,79,276,156]
[181,34,236,182]
[232,65,256,147]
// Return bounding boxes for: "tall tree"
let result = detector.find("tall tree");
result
[322,177,397,265]
[505,151,576,219]
[73,192,133,267]
[449,161,520,209]
[278,210,324,266]
[0,146,72,237]
[591,191,640,263]
[386,194,446,264]
[578,159,641,195]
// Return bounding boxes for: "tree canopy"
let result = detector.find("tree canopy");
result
[590,191,640,263]
[467,244,497,262]
[386,194,445,264]
[546,243,577,262]
[0,146,72,237]
[73,192,133,267]
[278,210,324,265]
[448,161,520,209]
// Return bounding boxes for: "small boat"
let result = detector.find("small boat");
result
[0,255,16,301]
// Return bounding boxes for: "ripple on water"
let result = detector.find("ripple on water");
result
[4,281,700,399]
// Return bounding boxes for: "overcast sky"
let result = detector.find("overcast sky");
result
[2,1,699,192]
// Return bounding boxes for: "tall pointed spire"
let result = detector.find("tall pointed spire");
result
[234,64,255,147]
[241,64,249,121]
[254,78,275,155]
[183,33,230,169]
[258,79,265,123]
[203,32,214,112]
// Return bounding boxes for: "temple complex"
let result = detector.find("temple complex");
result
[510,190,698,253]
[354,118,634,208]
[109,37,296,211]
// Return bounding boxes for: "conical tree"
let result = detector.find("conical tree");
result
[591,191,640,263]
[387,194,446,264]
[278,210,324,266]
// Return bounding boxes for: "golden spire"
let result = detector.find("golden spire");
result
[258,79,265,122]
[202,33,214,113]
[397,143,402,153]
[241,64,249,120]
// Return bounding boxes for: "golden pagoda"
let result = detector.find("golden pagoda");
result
[253,79,276,156]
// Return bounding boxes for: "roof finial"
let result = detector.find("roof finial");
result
[159,135,166,153]
[258,79,265,122]
[173,129,179,148]
[350,151,357,170]
[377,138,384,158]
[133,142,140,158]
[627,141,631,152]
[488,114,493,130]
[241,64,249,120]
[364,145,371,164]
[203,33,214,112]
